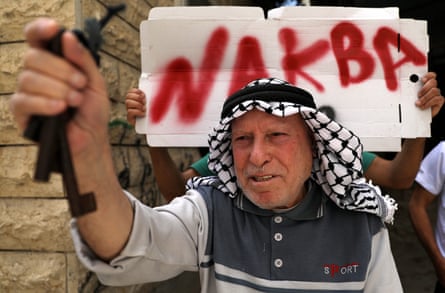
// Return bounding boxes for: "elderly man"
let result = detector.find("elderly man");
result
[11,18,402,292]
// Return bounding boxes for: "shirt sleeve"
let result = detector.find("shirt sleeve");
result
[70,190,209,286]
[362,151,377,173]
[364,226,403,292]
[415,141,445,195]
[190,153,214,176]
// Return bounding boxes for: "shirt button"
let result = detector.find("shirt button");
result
[274,216,283,224]
[274,233,283,242]
[274,258,283,268]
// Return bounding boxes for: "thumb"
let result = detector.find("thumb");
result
[60,31,105,91]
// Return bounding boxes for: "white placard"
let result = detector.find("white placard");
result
[137,6,430,151]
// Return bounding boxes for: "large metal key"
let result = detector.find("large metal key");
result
[23,4,126,217]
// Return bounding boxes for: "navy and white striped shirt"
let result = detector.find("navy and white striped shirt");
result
[71,180,402,292]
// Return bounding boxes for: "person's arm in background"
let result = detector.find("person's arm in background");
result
[125,88,199,201]
[364,72,444,189]
[364,139,426,189]
[409,184,445,285]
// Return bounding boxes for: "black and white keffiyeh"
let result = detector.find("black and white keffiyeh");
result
[188,78,397,223]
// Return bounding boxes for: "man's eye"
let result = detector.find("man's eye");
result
[234,135,248,141]
[271,132,286,137]
[232,135,252,146]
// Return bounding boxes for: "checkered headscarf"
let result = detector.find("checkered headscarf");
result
[188,78,397,223]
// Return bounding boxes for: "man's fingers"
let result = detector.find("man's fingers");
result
[23,48,88,90]
[421,72,437,83]
[60,32,105,92]
[126,90,146,104]
[126,109,145,126]
[127,88,144,96]
[417,87,442,106]
[17,68,83,106]
[24,18,61,48]
[10,92,67,132]
[125,98,146,111]
[25,22,105,95]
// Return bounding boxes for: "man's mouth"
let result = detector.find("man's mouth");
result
[252,175,274,182]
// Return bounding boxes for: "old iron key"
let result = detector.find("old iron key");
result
[23,4,126,217]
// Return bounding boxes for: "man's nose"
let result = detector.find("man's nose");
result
[249,139,271,168]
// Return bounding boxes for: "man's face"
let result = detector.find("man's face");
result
[231,109,313,210]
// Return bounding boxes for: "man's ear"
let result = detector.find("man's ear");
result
[311,138,317,159]
[307,131,317,158]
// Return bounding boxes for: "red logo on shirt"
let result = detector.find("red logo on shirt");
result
[324,263,360,277]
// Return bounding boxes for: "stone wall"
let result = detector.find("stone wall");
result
[0,0,202,292]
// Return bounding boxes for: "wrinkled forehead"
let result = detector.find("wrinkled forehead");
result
[234,110,314,145]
